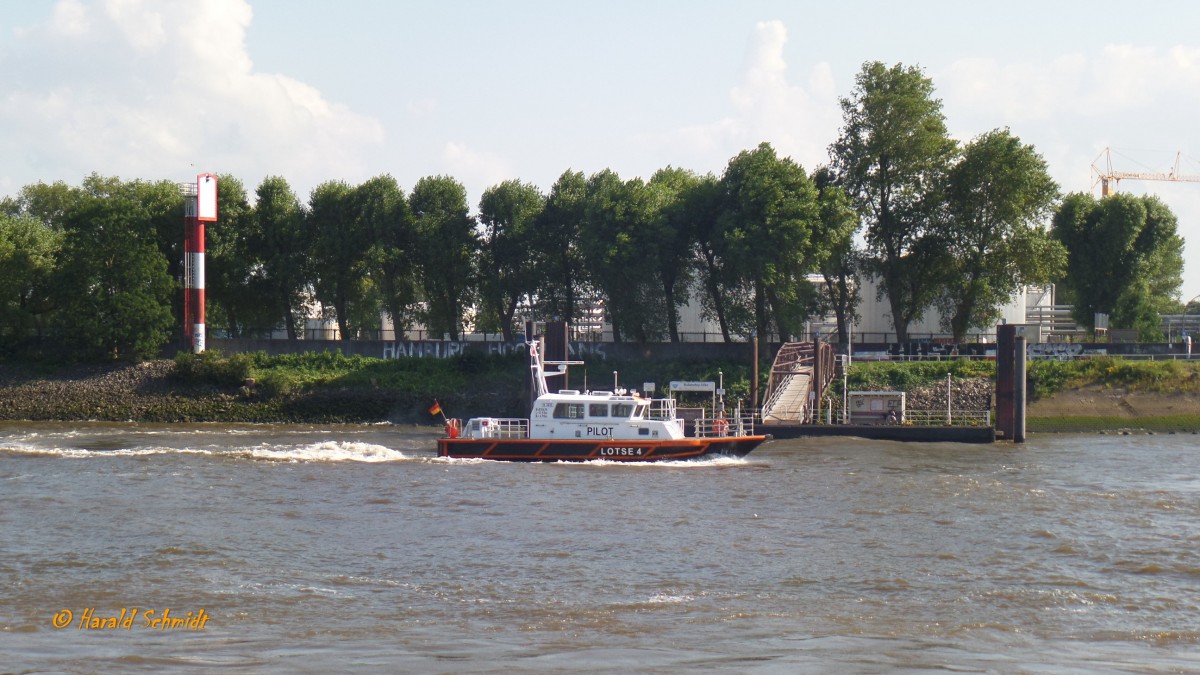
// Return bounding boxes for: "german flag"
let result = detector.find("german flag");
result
[428,401,442,416]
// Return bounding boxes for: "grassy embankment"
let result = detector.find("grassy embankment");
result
[5,350,1198,431]
[840,356,1200,432]
[1022,357,1200,433]
[168,349,757,424]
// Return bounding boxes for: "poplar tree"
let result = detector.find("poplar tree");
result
[478,180,544,340]
[252,176,307,340]
[832,61,958,342]
[411,176,477,340]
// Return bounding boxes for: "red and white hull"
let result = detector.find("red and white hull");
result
[437,435,769,462]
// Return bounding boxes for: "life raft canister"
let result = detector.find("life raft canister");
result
[445,418,460,439]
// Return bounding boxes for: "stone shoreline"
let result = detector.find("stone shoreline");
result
[0,361,418,423]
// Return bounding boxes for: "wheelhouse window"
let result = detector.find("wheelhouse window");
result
[589,404,609,418]
[611,403,634,419]
[553,403,586,419]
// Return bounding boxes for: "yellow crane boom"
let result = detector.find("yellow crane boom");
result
[1091,147,1200,196]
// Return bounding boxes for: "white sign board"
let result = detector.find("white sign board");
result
[197,173,218,222]
[669,380,716,392]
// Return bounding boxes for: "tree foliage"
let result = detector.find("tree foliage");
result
[1052,192,1184,338]
[477,180,544,340]
[0,214,62,347]
[411,176,478,340]
[205,174,279,338]
[832,61,958,342]
[937,129,1065,341]
[578,170,666,342]
[307,179,368,338]
[252,177,308,340]
[534,170,588,326]
[647,167,705,342]
[811,167,861,351]
[357,177,417,337]
[51,175,177,360]
[718,142,821,349]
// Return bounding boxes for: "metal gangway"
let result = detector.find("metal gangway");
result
[760,342,836,424]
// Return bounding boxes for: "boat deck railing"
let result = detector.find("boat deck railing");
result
[692,411,756,438]
[470,418,530,439]
[646,398,678,423]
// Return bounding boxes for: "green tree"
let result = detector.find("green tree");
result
[358,177,417,339]
[1052,192,1184,338]
[411,176,478,340]
[811,167,862,352]
[647,167,704,342]
[51,176,175,360]
[308,179,371,339]
[478,180,545,340]
[0,182,76,351]
[534,170,588,325]
[0,214,62,348]
[1,180,76,226]
[252,177,308,340]
[832,61,959,342]
[938,129,1065,341]
[204,175,278,338]
[578,170,665,343]
[688,173,738,342]
[136,178,191,345]
[718,142,821,351]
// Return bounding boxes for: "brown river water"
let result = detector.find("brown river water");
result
[2,422,1198,673]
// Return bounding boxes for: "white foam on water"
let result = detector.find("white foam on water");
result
[647,593,695,604]
[243,441,409,463]
[0,445,215,459]
[0,439,410,463]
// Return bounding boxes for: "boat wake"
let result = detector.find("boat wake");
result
[1,445,215,459]
[242,441,409,463]
[1,441,412,463]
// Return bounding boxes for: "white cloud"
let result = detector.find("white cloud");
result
[940,44,1200,126]
[406,98,439,117]
[0,0,383,198]
[937,44,1200,300]
[47,0,89,37]
[653,20,841,175]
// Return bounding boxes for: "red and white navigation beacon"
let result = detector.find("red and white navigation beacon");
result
[182,173,217,353]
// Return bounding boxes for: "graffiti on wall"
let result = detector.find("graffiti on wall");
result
[382,342,468,359]
[1026,343,1108,360]
[381,341,609,360]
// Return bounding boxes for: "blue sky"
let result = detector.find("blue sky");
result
[4,0,1200,301]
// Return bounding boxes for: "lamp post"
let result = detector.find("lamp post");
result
[946,372,952,425]
[749,330,758,416]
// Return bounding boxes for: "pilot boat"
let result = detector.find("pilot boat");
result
[435,341,770,462]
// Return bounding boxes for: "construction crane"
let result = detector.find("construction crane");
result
[1092,147,1200,197]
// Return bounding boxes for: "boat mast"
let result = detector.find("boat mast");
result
[529,340,550,398]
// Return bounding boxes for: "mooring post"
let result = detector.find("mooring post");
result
[996,324,1015,440]
[1014,335,1027,443]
